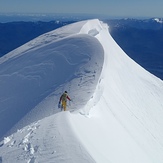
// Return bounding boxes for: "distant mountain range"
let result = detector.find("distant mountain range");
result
[0,18,162,80]
[105,18,163,80]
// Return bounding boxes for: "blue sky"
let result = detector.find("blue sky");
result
[0,0,163,18]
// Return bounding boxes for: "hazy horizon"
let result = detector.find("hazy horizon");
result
[0,0,163,18]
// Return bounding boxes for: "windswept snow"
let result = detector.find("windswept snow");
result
[0,19,163,163]
[0,22,104,138]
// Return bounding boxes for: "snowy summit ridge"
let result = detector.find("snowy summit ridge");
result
[0,19,163,163]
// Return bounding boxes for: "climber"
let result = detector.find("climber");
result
[59,91,71,111]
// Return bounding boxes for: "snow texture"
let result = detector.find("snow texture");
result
[0,19,163,163]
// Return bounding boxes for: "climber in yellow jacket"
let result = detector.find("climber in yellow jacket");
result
[59,91,71,111]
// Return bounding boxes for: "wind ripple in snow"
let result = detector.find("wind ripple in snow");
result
[0,31,104,139]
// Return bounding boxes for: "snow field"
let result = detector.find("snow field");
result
[0,19,163,163]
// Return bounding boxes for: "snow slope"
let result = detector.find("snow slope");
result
[0,19,163,163]
[0,20,104,138]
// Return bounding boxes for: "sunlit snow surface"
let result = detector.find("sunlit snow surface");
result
[0,19,163,163]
